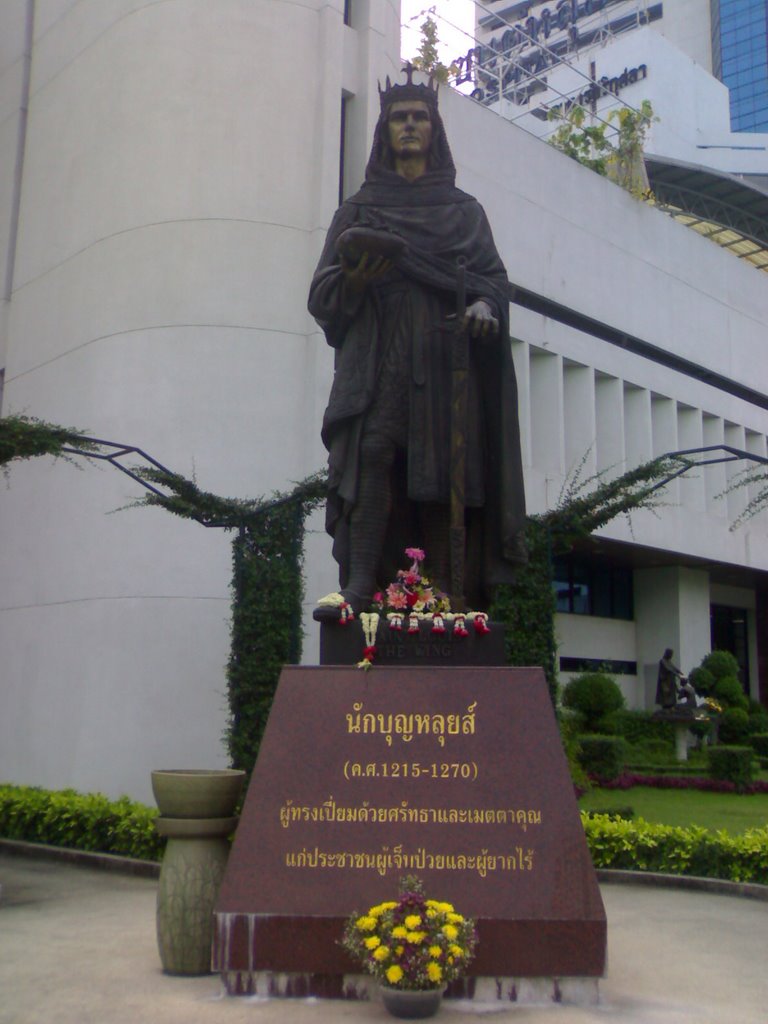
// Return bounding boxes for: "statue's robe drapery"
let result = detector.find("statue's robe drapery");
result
[308,110,526,606]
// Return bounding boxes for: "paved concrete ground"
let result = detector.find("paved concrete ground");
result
[1,852,767,1024]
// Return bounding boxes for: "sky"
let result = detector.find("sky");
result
[400,0,478,68]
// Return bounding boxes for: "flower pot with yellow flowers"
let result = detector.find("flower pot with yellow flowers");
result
[342,876,477,1019]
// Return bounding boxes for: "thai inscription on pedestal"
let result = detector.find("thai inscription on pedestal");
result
[213,665,606,995]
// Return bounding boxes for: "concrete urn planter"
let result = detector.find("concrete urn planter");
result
[152,769,245,975]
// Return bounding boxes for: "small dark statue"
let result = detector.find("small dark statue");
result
[310,68,526,615]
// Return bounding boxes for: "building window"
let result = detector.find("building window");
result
[559,657,638,676]
[553,555,634,620]
[711,0,768,132]
[710,603,750,692]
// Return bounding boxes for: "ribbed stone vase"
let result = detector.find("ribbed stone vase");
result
[152,769,245,976]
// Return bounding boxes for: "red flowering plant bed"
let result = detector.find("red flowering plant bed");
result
[596,772,768,795]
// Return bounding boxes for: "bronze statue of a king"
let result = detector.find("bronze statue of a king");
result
[309,69,526,615]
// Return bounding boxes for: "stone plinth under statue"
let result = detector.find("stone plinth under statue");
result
[213,665,606,1001]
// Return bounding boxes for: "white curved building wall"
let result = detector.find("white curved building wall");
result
[0,0,400,801]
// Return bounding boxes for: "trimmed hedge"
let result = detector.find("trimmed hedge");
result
[749,733,768,758]
[577,735,626,781]
[583,811,768,884]
[707,745,755,792]
[4,783,768,886]
[0,785,163,861]
[602,709,674,745]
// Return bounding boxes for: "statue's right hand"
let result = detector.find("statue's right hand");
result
[341,252,392,293]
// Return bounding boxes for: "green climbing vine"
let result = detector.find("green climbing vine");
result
[0,414,97,469]
[492,454,690,704]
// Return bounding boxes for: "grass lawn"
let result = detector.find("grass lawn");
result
[579,785,768,834]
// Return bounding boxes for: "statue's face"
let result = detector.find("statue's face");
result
[387,100,433,160]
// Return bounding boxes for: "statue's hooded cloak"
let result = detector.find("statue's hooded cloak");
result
[308,93,526,605]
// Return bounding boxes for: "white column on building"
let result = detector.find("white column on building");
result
[563,361,596,480]
[651,393,679,502]
[725,422,748,525]
[703,413,727,516]
[634,566,711,707]
[595,372,624,478]
[529,348,564,508]
[623,383,653,470]
[677,404,706,511]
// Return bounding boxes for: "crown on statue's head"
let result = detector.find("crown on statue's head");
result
[378,63,439,115]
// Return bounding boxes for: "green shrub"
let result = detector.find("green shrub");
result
[577,734,626,781]
[714,676,749,711]
[747,706,768,735]
[582,812,768,883]
[562,673,625,731]
[582,806,635,821]
[687,666,714,696]
[557,711,591,791]
[719,707,750,744]
[601,709,674,745]
[748,733,768,758]
[624,738,675,765]
[707,746,755,792]
[0,784,163,861]
[700,650,740,682]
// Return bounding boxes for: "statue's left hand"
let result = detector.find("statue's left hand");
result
[463,299,499,338]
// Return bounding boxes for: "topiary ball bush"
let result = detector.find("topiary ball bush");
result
[700,650,740,682]
[561,673,625,732]
[687,666,714,696]
[718,707,750,744]
[713,675,749,711]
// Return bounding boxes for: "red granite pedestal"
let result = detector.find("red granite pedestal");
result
[213,665,606,1002]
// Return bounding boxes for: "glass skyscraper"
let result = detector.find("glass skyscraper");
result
[711,0,768,132]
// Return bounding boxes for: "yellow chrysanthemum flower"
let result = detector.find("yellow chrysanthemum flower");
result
[369,905,385,918]
[428,945,442,958]
[426,909,437,919]
[425,900,440,909]
[406,930,426,944]
[380,901,398,911]
[447,912,464,924]
[437,902,454,913]
[356,916,377,931]
[364,935,381,950]
[395,945,404,956]
[373,945,390,962]
[391,926,408,939]
[442,924,459,941]
[404,914,422,930]
[449,944,464,958]
[427,962,443,983]
[386,965,403,985]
